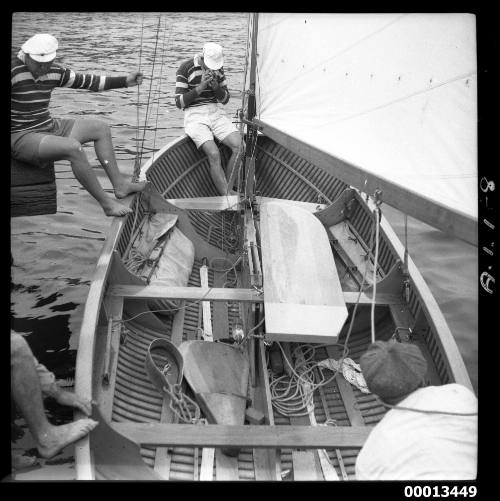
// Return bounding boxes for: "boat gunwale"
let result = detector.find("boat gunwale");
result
[75,132,474,480]
[74,196,134,480]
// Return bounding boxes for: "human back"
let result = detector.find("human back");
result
[355,383,478,480]
[355,340,478,480]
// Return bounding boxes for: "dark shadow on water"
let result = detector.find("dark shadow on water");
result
[10,313,76,381]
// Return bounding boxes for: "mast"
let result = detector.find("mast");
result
[242,12,259,199]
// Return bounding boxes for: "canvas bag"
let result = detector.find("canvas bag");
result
[125,212,195,314]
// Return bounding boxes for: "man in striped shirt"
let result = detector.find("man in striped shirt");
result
[11,34,146,217]
[175,42,240,195]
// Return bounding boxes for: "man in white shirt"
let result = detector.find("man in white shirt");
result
[355,340,477,480]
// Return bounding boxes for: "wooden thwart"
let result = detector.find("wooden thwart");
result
[109,285,263,302]
[109,284,403,306]
[112,423,372,449]
[260,201,348,343]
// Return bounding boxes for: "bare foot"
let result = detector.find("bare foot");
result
[114,180,147,199]
[101,199,132,217]
[37,419,98,459]
[12,452,39,470]
[53,389,92,416]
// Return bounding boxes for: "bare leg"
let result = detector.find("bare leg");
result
[47,387,92,417]
[11,333,98,459]
[221,132,242,194]
[39,134,132,216]
[69,119,146,198]
[200,140,236,196]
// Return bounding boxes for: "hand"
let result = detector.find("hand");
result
[126,71,144,87]
[196,71,213,93]
[208,76,219,90]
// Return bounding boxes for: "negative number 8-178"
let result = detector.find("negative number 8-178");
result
[404,485,477,498]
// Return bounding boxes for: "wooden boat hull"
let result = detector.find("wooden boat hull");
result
[75,133,472,481]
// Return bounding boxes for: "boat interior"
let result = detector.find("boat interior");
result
[89,135,456,480]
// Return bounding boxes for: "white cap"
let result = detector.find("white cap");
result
[202,42,223,70]
[21,34,58,62]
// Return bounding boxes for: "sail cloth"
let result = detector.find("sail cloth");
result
[249,13,477,244]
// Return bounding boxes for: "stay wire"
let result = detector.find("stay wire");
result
[137,14,163,163]
[151,16,173,165]
[134,12,145,178]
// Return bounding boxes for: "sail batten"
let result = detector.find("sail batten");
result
[249,13,478,245]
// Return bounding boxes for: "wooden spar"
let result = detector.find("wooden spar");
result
[253,118,477,246]
[111,423,372,449]
[242,12,259,196]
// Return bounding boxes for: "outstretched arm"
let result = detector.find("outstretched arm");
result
[58,66,143,92]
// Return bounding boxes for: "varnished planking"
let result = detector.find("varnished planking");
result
[260,201,348,343]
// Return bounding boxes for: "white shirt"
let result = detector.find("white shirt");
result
[355,384,477,480]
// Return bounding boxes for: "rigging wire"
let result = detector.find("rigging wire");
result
[150,15,173,165]
[133,12,145,180]
[136,13,163,167]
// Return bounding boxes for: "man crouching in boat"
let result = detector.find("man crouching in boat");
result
[11,331,97,470]
[174,42,240,196]
[355,340,477,480]
[11,34,147,217]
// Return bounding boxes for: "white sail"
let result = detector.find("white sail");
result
[249,13,477,244]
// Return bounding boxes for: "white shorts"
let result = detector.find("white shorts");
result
[184,103,238,149]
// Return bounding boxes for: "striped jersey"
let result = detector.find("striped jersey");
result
[11,55,127,133]
[175,54,230,110]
